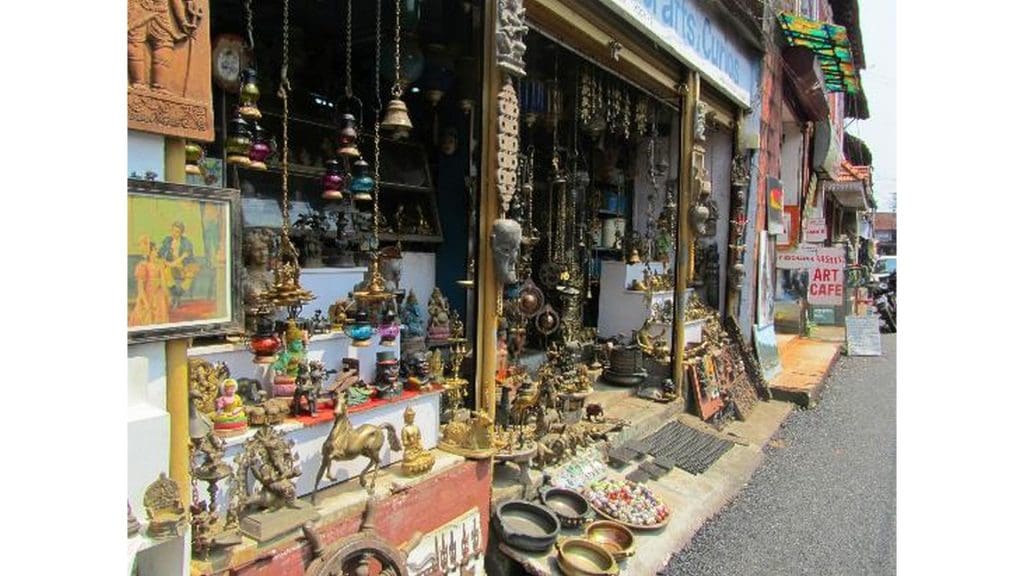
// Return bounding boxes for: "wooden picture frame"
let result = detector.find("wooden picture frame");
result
[127,179,242,343]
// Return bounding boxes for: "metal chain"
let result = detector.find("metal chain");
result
[392,0,402,97]
[373,0,382,242]
[244,0,254,51]
[345,0,353,98]
[277,0,297,261]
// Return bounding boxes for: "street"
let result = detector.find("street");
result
[663,334,897,576]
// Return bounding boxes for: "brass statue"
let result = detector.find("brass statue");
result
[232,426,303,513]
[143,473,186,538]
[438,411,501,459]
[312,390,403,502]
[400,407,435,477]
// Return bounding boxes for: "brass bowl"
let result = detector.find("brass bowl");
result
[556,538,619,576]
[584,521,636,562]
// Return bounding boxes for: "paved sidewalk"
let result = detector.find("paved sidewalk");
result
[769,336,842,407]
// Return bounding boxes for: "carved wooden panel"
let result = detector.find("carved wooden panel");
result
[127,0,214,142]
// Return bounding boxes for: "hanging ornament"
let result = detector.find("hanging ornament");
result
[248,122,271,170]
[517,278,544,318]
[535,303,560,336]
[238,68,262,121]
[184,141,204,175]
[349,158,375,201]
[337,113,361,158]
[381,0,413,139]
[226,113,252,166]
[322,159,347,200]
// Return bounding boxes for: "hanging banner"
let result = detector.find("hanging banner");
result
[808,247,845,306]
[767,177,785,235]
[805,217,827,242]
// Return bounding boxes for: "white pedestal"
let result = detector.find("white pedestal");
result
[597,261,675,345]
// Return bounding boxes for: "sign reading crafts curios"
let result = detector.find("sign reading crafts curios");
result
[599,0,756,107]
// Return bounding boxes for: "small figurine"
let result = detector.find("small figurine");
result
[404,352,432,391]
[400,407,435,476]
[328,299,351,331]
[374,351,402,400]
[401,291,426,338]
[212,378,249,436]
[232,427,302,514]
[428,349,445,386]
[378,308,401,347]
[291,361,319,417]
[309,310,331,335]
[144,473,186,538]
[272,320,308,397]
[346,379,374,406]
[585,403,605,422]
[426,287,452,343]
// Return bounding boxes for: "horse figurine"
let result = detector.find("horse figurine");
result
[312,389,402,503]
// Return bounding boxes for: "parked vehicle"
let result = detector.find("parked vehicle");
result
[871,271,896,332]
[872,256,897,289]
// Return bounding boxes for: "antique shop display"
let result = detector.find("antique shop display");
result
[374,351,403,400]
[539,487,592,529]
[556,538,620,576]
[400,406,435,477]
[272,320,308,397]
[601,343,647,386]
[191,431,232,510]
[582,479,670,530]
[312,389,403,501]
[127,180,242,343]
[493,500,560,553]
[243,229,277,332]
[345,309,375,346]
[290,360,322,417]
[401,291,426,339]
[426,287,452,344]
[127,0,214,141]
[404,351,432,391]
[496,79,521,216]
[212,378,248,435]
[328,298,352,331]
[584,521,636,562]
[549,448,609,492]
[143,473,187,538]
[379,309,401,346]
[492,219,523,285]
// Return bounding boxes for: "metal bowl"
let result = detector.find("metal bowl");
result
[584,521,636,562]
[556,538,620,576]
[493,500,561,553]
[540,487,592,529]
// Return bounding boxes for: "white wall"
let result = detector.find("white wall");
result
[781,122,804,206]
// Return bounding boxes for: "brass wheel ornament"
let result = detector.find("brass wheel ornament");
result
[535,303,560,336]
[517,277,545,318]
[303,499,413,576]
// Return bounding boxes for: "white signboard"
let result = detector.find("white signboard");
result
[808,247,845,306]
[776,244,818,270]
[845,315,882,356]
[805,217,827,242]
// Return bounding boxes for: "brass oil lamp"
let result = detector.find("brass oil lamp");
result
[238,68,262,121]
[225,114,252,166]
[337,113,361,158]
[248,122,271,170]
[184,142,204,175]
[321,159,347,200]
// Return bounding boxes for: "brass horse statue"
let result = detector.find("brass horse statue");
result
[312,389,402,503]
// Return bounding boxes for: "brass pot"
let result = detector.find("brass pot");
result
[584,521,636,562]
[556,538,619,576]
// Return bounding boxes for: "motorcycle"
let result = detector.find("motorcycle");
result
[871,271,896,332]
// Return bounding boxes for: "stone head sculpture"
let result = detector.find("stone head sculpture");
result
[491,219,522,285]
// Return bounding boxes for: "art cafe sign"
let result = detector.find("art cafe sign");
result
[777,245,845,306]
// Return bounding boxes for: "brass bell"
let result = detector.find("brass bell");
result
[381,98,413,139]
[628,249,641,264]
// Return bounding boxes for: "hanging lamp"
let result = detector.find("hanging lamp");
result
[184,141,204,175]
[349,158,375,200]
[381,0,413,139]
[225,113,252,166]
[248,122,271,170]
[337,0,363,160]
[322,159,347,200]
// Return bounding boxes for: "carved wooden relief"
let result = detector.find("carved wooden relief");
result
[127,0,214,142]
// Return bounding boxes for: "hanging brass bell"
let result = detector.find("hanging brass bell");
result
[381,98,413,139]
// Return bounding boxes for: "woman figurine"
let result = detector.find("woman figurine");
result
[401,407,435,476]
[212,378,248,436]
[130,236,170,326]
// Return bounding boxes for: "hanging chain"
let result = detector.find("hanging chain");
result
[391,0,403,98]
[373,0,383,244]
[344,0,353,98]
[277,0,297,261]
[244,0,255,52]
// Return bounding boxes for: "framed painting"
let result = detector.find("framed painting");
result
[127,179,242,343]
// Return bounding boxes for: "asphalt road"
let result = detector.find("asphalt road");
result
[663,334,897,576]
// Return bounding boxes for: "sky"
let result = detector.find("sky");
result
[845,0,896,212]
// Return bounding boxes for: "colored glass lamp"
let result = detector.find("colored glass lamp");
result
[378,309,400,347]
[184,142,204,175]
[238,68,262,121]
[337,113,361,159]
[322,159,347,200]
[349,158,375,201]
[248,315,282,364]
[248,123,271,170]
[345,310,375,347]
[226,114,252,166]
[381,98,413,139]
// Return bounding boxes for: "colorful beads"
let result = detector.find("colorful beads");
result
[583,479,669,526]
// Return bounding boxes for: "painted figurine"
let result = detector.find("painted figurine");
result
[401,406,435,476]
[374,351,402,400]
[404,352,432,391]
[291,361,319,417]
[272,320,308,397]
[346,379,374,406]
[427,287,452,343]
[212,378,248,436]
[401,290,426,338]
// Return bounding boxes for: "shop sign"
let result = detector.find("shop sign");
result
[767,178,785,235]
[808,247,845,306]
[805,217,827,242]
[598,0,755,107]
[845,315,881,356]
[776,244,817,269]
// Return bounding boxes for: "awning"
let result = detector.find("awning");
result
[823,162,871,210]
[778,12,861,94]
[782,46,830,121]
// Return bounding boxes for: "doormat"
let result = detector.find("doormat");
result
[634,420,734,475]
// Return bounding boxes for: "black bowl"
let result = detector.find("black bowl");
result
[541,487,592,529]
[494,500,561,552]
